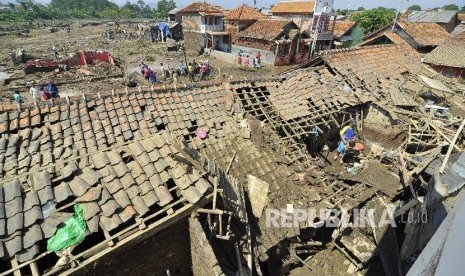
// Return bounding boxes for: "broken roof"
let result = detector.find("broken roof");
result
[270,1,314,14]
[396,22,452,47]
[1,68,372,274]
[224,4,267,21]
[238,19,297,40]
[423,41,465,69]
[332,21,356,39]
[179,2,223,14]
[407,10,458,23]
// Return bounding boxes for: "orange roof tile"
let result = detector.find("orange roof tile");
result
[225,4,267,20]
[332,21,355,38]
[238,19,297,40]
[270,1,314,15]
[458,14,465,21]
[397,22,451,47]
[179,2,223,14]
[320,45,421,87]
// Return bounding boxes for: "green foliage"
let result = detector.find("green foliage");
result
[0,0,157,22]
[407,5,421,11]
[357,7,365,11]
[155,0,176,19]
[335,9,349,16]
[442,4,459,10]
[350,7,396,34]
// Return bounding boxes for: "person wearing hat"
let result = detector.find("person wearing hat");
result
[29,81,41,103]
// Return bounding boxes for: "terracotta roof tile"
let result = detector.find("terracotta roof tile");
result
[397,22,451,47]
[179,2,223,14]
[238,19,296,40]
[271,1,314,14]
[225,4,267,20]
[332,21,356,38]
[423,40,465,68]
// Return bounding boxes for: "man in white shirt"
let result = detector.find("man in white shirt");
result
[29,81,40,103]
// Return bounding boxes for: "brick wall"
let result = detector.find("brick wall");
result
[189,217,225,276]
[182,14,202,32]
[88,218,192,276]
[184,31,205,53]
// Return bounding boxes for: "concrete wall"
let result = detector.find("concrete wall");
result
[189,217,225,276]
[395,29,419,49]
[184,31,205,53]
[273,14,313,31]
[182,13,202,32]
[231,44,276,65]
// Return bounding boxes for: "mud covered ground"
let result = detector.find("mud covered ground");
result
[0,22,290,105]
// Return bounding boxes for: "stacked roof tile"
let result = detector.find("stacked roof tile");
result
[270,1,315,14]
[397,22,452,47]
[238,19,296,40]
[179,1,223,14]
[224,4,267,21]
[332,21,356,39]
[423,41,465,68]
[320,45,421,88]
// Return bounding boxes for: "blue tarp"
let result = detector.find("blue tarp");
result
[158,22,170,37]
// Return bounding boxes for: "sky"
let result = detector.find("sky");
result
[26,0,465,10]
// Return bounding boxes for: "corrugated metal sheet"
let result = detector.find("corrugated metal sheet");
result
[408,10,457,23]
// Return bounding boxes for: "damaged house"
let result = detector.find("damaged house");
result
[2,20,465,276]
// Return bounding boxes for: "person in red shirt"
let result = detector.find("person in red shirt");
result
[244,55,250,70]
[236,53,242,66]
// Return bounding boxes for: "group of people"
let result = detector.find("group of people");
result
[236,51,261,70]
[13,80,59,103]
[334,121,364,164]
[30,81,59,102]
[139,62,157,84]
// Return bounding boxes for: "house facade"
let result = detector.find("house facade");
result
[271,0,335,55]
[331,21,364,48]
[234,19,301,65]
[178,2,227,52]
[224,4,267,45]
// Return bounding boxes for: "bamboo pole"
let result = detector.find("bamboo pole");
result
[439,119,465,174]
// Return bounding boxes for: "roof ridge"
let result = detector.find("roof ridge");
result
[319,44,397,56]
[0,76,282,113]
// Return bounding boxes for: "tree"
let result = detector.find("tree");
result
[461,5,465,11]
[155,0,175,19]
[350,7,396,33]
[407,5,421,11]
[442,4,459,10]
[357,7,365,11]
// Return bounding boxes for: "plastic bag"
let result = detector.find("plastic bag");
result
[47,204,86,252]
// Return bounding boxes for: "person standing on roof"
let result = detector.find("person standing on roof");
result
[334,121,357,164]
[29,81,40,103]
